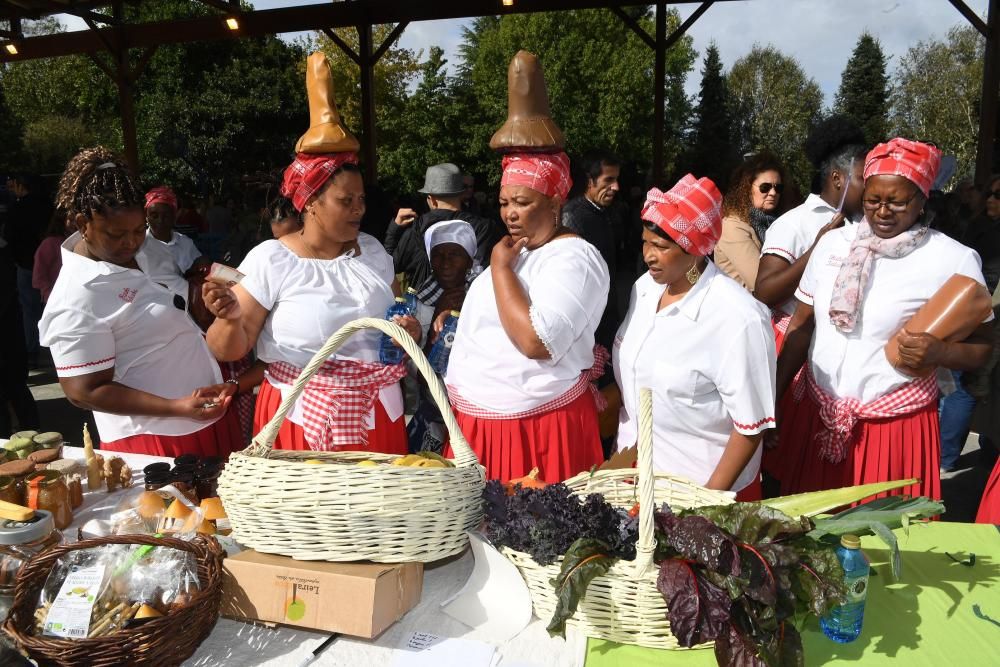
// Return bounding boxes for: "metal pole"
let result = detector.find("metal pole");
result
[975,0,999,184]
[653,2,666,184]
[358,22,377,183]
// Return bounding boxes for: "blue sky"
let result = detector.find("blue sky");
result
[58,0,990,107]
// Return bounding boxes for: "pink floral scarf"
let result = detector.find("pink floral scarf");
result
[828,220,929,333]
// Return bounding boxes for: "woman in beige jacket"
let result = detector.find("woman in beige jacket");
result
[715,152,792,290]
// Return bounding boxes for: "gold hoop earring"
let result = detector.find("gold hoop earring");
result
[685,262,700,286]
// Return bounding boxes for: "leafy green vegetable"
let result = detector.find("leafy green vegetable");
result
[654,507,740,574]
[684,503,813,545]
[546,538,614,637]
[810,495,944,579]
[657,558,732,647]
[761,479,917,517]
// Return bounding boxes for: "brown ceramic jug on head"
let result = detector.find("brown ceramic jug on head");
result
[295,52,360,155]
[884,273,993,377]
[489,50,565,153]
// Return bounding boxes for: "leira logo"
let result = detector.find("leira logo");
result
[118,287,138,303]
[285,583,306,621]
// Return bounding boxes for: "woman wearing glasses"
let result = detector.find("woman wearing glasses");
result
[776,138,993,499]
[715,152,792,290]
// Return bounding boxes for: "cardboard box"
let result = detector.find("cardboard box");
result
[221,550,423,638]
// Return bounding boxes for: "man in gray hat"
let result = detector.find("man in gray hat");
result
[386,163,503,290]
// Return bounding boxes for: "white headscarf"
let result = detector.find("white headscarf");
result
[424,219,477,261]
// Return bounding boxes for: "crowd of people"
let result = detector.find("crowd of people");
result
[1,50,999,527]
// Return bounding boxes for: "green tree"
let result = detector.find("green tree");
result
[891,24,985,186]
[834,32,890,145]
[454,8,696,188]
[0,88,24,174]
[727,44,823,191]
[683,43,737,188]
[378,47,469,194]
[21,116,97,175]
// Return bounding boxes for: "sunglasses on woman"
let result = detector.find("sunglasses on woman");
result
[758,182,784,195]
[989,190,1000,200]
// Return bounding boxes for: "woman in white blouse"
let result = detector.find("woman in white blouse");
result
[777,138,992,499]
[614,175,776,499]
[203,152,420,454]
[444,152,610,482]
[39,147,241,457]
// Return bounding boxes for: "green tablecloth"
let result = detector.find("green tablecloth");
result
[585,522,1000,666]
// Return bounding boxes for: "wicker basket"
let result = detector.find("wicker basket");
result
[218,317,485,562]
[503,388,734,649]
[2,534,224,667]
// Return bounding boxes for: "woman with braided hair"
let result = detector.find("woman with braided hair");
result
[38,147,242,457]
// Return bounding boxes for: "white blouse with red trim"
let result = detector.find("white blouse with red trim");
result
[613,261,776,492]
[795,223,992,404]
[39,233,223,441]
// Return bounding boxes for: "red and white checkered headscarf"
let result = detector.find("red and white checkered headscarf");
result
[863,138,942,197]
[281,152,359,212]
[640,174,723,256]
[500,152,572,201]
[144,186,177,211]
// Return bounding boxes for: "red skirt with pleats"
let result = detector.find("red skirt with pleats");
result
[735,477,763,502]
[442,390,603,484]
[253,378,407,454]
[761,314,794,482]
[779,389,940,500]
[976,457,1000,523]
[101,407,243,458]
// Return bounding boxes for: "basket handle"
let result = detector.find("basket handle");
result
[246,317,479,468]
[633,387,656,577]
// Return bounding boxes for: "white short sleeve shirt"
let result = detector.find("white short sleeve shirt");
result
[613,262,777,492]
[796,224,992,403]
[137,235,190,305]
[237,233,403,424]
[147,229,202,273]
[761,194,854,316]
[38,233,223,441]
[445,237,610,414]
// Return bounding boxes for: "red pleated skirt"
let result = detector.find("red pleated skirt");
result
[101,407,243,458]
[253,378,408,454]
[442,390,603,484]
[761,314,793,482]
[976,457,1000,524]
[735,477,763,502]
[779,389,940,500]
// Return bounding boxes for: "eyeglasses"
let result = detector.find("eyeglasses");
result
[862,191,921,214]
[758,182,784,195]
[988,190,1000,200]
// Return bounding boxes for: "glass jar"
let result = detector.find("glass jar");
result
[194,465,220,502]
[0,476,19,505]
[0,510,63,618]
[0,459,39,504]
[25,471,73,531]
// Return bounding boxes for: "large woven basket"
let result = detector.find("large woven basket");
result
[218,317,485,562]
[503,388,734,649]
[2,534,224,667]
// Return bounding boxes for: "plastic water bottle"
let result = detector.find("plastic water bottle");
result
[821,534,870,643]
[427,311,460,375]
[404,286,419,313]
[379,297,412,364]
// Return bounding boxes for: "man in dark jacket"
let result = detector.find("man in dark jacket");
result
[562,151,622,352]
[3,174,50,366]
[386,163,503,290]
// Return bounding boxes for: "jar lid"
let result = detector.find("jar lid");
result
[0,509,54,545]
[28,449,61,465]
[174,455,199,467]
[840,534,861,549]
[0,459,36,477]
[143,462,171,475]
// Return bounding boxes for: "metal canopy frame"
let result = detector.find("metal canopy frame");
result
[1,0,996,185]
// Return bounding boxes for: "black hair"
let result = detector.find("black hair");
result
[579,150,621,184]
[804,116,869,183]
[269,196,299,223]
[55,146,142,219]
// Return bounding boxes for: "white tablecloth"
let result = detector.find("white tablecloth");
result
[54,447,586,667]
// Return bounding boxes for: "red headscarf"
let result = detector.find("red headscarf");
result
[144,186,177,211]
[863,138,942,197]
[640,174,723,256]
[281,152,359,212]
[500,152,572,201]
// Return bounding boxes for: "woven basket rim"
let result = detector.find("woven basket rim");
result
[2,533,224,663]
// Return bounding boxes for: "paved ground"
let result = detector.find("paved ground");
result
[20,350,996,523]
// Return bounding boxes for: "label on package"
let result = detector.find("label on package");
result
[42,564,106,638]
